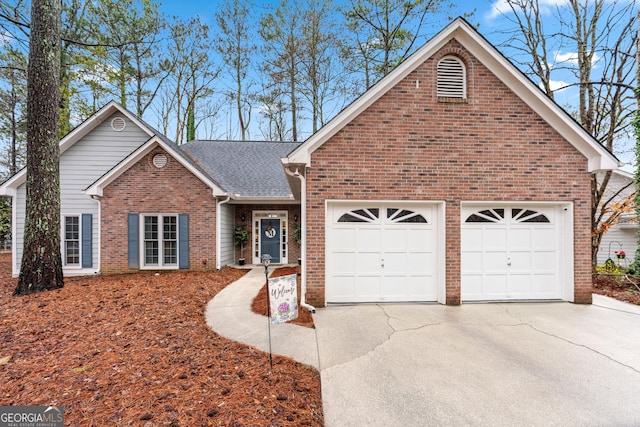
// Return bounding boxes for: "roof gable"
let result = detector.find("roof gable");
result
[0,101,155,195]
[84,136,226,197]
[285,17,619,172]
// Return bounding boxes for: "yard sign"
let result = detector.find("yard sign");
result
[268,274,298,324]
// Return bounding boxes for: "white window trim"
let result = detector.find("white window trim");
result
[139,213,180,270]
[251,210,289,265]
[62,214,82,269]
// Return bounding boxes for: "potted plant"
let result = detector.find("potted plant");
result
[293,223,302,265]
[234,225,249,265]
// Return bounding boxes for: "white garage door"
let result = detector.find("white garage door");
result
[326,203,438,303]
[461,205,562,301]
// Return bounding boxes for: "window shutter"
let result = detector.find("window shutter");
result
[178,214,189,269]
[128,213,139,269]
[437,57,466,98]
[81,214,93,268]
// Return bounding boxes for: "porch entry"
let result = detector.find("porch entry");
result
[260,218,281,263]
[252,211,288,264]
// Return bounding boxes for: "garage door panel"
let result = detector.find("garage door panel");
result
[484,251,508,271]
[331,252,357,274]
[461,228,483,249]
[482,275,508,296]
[384,252,407,273]
[509,228,532,248]
[327,203,439,303]
[406,228,433,251]
[533,229,556,249]
[507,275,532,296]
[408,276,437,300]
[358,252,383,273]
[462,204,562,302]
[355,275,381,300]
[510,251,532,270]
[329,228,357,250]
[407,253,432,274]
[461,252,483,271]
[484,228,507,248]
[358,228,381,250]
[532,274,559,295]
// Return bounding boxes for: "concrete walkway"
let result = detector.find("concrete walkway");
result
[206,270,640,426]
[205,267,319,368]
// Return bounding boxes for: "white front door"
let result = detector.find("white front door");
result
[461,205,563,301]
[326,203,439,303]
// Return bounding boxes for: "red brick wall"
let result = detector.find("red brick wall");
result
[305,40,592,306]
[100,148,217,273]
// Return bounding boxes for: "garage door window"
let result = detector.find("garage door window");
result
[338,208,427,224]
[465,208,549,224]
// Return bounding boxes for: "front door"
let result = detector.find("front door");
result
[260,218,281,263]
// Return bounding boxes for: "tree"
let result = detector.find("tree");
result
[16,0,63,294]
[0,47,27,177]
[300,0,344,133]
[260,0,305,141]
[343,0,449,88]
[157,17,220,144]
[215,0,255,141]
[498,0,638,268]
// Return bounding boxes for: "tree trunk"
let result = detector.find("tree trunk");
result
[16,0,64,295]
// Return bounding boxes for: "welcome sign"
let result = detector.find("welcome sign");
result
[268,274,298,324]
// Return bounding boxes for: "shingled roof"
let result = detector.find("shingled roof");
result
[180,140,300,199]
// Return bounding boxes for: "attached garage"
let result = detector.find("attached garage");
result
[325,202,444,303]
[461,204,573,302]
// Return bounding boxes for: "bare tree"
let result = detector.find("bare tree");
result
[16,0,63,294]
[498,0,638,268]
[215,0,255,141]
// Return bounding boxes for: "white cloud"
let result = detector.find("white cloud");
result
[546,79,570,92]
[551,51,601,68]
[486,0,568,21]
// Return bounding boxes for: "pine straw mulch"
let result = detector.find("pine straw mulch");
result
[0,253,323,426]
[251,266,314,329]
[593,273,640,306]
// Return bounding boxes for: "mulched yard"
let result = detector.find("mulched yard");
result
[0,253,323,426]
[593,273,640,306]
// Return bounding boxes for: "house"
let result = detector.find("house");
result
[596,169,637,266]
[0,18,619,307]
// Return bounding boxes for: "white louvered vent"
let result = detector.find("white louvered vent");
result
[437,56,466,98]
[111,116,126,132]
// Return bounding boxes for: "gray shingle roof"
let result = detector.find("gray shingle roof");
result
[180,140,301,198]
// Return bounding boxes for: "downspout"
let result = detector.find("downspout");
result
[90,195,101,274]
[216,195,231,270]
[284,167,316,313]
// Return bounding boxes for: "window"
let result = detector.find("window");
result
[142,214,178,267]
[464,208,550,224]
[64,216,80,266]
[437,56,466,98]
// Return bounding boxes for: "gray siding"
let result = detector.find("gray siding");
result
[14,113,150,274]
[598,225,637,266]
[219,203,234,267]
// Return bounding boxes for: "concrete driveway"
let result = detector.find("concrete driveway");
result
[313,295,640,426]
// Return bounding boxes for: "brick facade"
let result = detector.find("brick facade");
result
[304,40,592,306]
[100,148,218,273]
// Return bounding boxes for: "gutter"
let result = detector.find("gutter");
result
[283,166,316,313]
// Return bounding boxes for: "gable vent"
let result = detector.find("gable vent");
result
[437,56,466,98]
[111,116,126,132]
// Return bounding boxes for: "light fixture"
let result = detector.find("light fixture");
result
[240,213,246,222]
[261,253,272,267]
[294,214,299,222]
